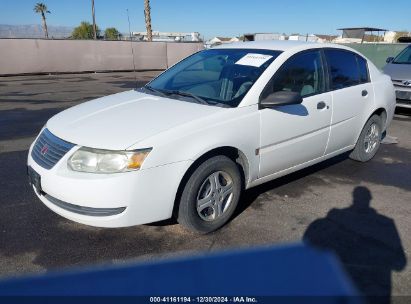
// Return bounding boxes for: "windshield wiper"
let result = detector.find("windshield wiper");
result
[143,87,230,107]
[163,90,210,105]
[141,85,167,97]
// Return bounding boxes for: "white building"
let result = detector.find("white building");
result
[205,37,240,48]
[132,31,201,42]
[384,31,398,43]
[288,34,321,42]
[243,33,287,41]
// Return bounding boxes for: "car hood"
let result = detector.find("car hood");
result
[47,90,223,150]
[383,63,411,80]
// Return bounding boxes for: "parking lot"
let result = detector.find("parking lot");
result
[0,72,410,301]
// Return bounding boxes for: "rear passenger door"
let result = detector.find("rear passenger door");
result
[324,49,374,154]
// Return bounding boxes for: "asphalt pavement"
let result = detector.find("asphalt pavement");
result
[0,72,410,302]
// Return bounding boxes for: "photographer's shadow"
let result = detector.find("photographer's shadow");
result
[303,186,406,304]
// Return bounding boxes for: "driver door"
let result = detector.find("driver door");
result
[259,49,332,178]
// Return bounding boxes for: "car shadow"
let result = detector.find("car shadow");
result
[275,104,309,116]
[235,140,411,219]
[303,186,406,304]
[235,152,350,217]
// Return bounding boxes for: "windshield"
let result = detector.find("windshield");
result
[393,46,411,64]
[145,48,282,107]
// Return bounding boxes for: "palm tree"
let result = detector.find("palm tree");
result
[91,0,97,40]
[33,3,50,39]
[144,0,153,41]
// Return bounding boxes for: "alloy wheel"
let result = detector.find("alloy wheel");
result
[196,171,234,221]
[364,123,380,154]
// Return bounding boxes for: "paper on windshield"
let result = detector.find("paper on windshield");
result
[235,53,273,67]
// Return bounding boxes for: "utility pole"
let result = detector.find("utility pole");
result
[92,0,97,39]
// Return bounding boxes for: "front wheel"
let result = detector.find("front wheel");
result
[177,155,242,234]
[349,115,382,162]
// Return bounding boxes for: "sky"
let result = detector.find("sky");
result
[1,0,410,40]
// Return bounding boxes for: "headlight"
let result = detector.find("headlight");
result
[68,147,152,173]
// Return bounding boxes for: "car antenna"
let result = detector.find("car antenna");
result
[127,9,138,89]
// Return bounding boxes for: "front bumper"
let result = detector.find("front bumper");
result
[393,82,411,108]
[27,143,192,228]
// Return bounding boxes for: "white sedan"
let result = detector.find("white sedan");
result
[27,41,396,233]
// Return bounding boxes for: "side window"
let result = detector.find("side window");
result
[325,49,361,90]
[261,50,325,100]
[356,55,370,83]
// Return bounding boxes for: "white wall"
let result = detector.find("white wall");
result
[0,39,204,75]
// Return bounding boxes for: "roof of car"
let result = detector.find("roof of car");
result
[214,40,339,52]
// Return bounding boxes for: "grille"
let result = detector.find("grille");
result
[31,129,75,169]
[393,79,411,88]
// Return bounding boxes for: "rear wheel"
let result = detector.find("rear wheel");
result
[349,115,382,162]
[177,155,241,234]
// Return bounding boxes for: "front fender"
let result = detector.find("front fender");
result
[129,105,261,184]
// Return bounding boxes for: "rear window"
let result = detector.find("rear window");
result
[325,49,369,90]
[356,55,370,83]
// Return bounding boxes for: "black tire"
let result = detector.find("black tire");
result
[349,114,382,162]
[177,155,242,234]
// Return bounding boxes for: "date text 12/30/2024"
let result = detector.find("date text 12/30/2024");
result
[150,297,258,303]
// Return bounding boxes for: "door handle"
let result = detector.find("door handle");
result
[362,90,368,97]
[317,101,327,110]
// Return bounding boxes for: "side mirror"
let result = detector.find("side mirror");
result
[260,91,303,108]
[386,57,394,63]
